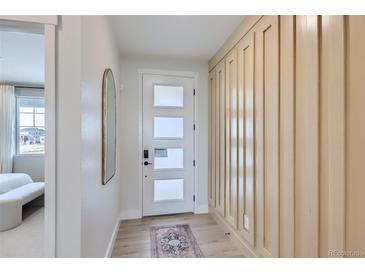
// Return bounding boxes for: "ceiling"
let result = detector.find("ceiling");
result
[0,16,244,84]
[0,30,44,85]
[109,15,244,60]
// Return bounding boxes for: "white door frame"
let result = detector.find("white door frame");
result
[138,69,199,217]
[0,16,57,257]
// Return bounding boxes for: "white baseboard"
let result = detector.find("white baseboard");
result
[104,218,120,258]
[194,204,209,214]
[120,209,142,220]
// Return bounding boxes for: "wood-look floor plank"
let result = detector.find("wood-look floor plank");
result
[111,213,245,258]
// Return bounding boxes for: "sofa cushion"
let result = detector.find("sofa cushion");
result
[0,173,33,195]
[0,182,44,205]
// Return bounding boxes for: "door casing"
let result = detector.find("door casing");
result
[0,16,57,257]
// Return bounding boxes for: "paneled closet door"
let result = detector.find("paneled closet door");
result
[216,61,226,216]
[209,70,216,208]
[237,30,255,246]
[255,15,280,257]
[225,49,238,228]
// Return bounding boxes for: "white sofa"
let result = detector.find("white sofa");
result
[0,173,44,231]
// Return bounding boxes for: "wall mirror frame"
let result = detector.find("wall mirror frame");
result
[102,68,116,185]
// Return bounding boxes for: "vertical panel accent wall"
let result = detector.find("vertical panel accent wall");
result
[255,15,279,258]
[216,62,226,216]
[209,71,216,207]
[225,50,238,228]
[279,15,295,258]
[320,15,346,257]
[346,16,365,256]
[208,15,365,258]
[224,59,232,221]
[237,31,255,246]
[295,15,319,258]
[215,63,221,213]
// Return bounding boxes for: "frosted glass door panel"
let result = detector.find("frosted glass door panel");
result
[154,148,184,169]
[154,179,184,201]
[154,85,184,107]
[153,116,184,138]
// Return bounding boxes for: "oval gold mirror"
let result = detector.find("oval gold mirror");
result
[102,68,116,185]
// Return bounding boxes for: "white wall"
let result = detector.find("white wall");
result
[56,16,120,257]
[13,154,44,181]
[56,15,82,257]
[119,55,209,219]
[80,16,121,258]
[55,15,121,258]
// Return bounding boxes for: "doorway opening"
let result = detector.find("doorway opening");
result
[0,18,56,257]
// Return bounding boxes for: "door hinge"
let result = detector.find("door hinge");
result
[193,124,196,130]
[193,195,195,202]
[193,89,196,95]
[193,160,196,166]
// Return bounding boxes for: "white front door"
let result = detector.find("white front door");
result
[142,73,195,216]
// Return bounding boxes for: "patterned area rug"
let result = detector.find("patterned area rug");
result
[150,224,204,258]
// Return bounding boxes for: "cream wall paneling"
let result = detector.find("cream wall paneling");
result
[254,15,280,258]
[319,15,346,257]
[224,54,231,225]
[346,15,365,256]
[295,15,320,258]
[208,15,365,258]
[216,61,226,216]
[237,30,255,247]
[279,15,295,258]
[209,16,263,71]
[225,49,238,229]
[208,70,216,208]
[214,67,220,213]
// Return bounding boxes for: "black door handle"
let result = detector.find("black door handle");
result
[144,161,152,166]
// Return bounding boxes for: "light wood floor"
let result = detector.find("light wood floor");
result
[111,213,245,258]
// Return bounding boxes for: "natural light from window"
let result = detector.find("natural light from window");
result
[17,97,45,154]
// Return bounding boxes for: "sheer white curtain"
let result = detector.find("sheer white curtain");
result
[0,84,15,173]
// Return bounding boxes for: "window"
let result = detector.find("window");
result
[17,97,45,154]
